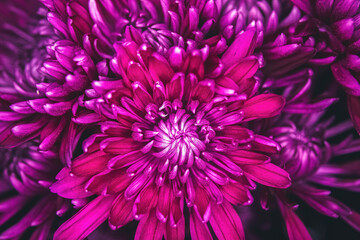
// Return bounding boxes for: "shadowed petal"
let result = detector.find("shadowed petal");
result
[342,211,360,231]
[348,95,360,134]
[278,199,312,240]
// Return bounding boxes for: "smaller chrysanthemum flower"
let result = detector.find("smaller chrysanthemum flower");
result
[0,140,81,240]
[0,1,55,146]
[259,96,360,239]
[289,0,360,133]
[50,28,291,240]
[0,0,92,164]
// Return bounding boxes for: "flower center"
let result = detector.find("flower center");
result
[129,100,219,186]
[151,109,205,168]
[271,123,327,180]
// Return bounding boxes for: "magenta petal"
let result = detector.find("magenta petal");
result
[191,80,215,103]
[222,28,257,68]
[157,184,171,222]
[190,210,212,240]
[42,59,69,80]
[12,118,47,138]
[10,101,37,114]
[50,168,92,199]
[28,99,51,113]
[295,193,351,218]
[278,199,312,240]
[132,81,154,109]
[109,194,133,229]
[166,73,185,101]
[242,94,285,120]
[60,121,83,166]
[0,196,49,239]
[0,112,27,121]
[166,216,185,239]
[85,170,130,195]
[347,95,360,134]
[47,12,70,39]
[242,163,291,188]
[30,221,52,240]
[250,135,280,154]
[135,210,165,240]
[168,46,185,69]
[225,57,259,84]
[263,44,300,60]
[221,183,252,205]
[54,195,115,240]
[127,61,151,89]
[209,200,245,240]
[149,54,174,83]
[331,62,360,96]
[228,150,270,165]
[342,211,360,231]
[332,18,354,41]
[39,117,66,150]
[291,0,313,15]
[285,97,338,114]
[72,112,102,124]
[71,151,108,176]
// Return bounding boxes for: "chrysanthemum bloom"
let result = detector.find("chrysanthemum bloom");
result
[49,14,293,237]
[258,97,360,239]
[0,0,94,164]
[0,140,81,240]
[287,0,360,134]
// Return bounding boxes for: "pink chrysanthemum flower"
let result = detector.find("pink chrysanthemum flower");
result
[288,0,360,134]
[257,80,360,239]
[270,114,360,240]
[0,140,76,240]
[0,0,91,164]
[50,22,291,239]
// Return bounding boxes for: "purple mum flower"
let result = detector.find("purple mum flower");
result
[49,16,292,239]
[0,140,76,240]
[0,0,91,164]
[288,0,360,134]
[257,83,360,239]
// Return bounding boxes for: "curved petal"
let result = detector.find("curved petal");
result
[222,28,257,68]
[209,200,245,240]
[54,195,115,240]
[242,94,285,120]
[109,194,134,229]
[190,210,212,240]
[50,168,92,199]
[347,95,360,134]
[241,163,291,188]
[277,199,312,240]
[135,209,165,240]
[342,211,360,231]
